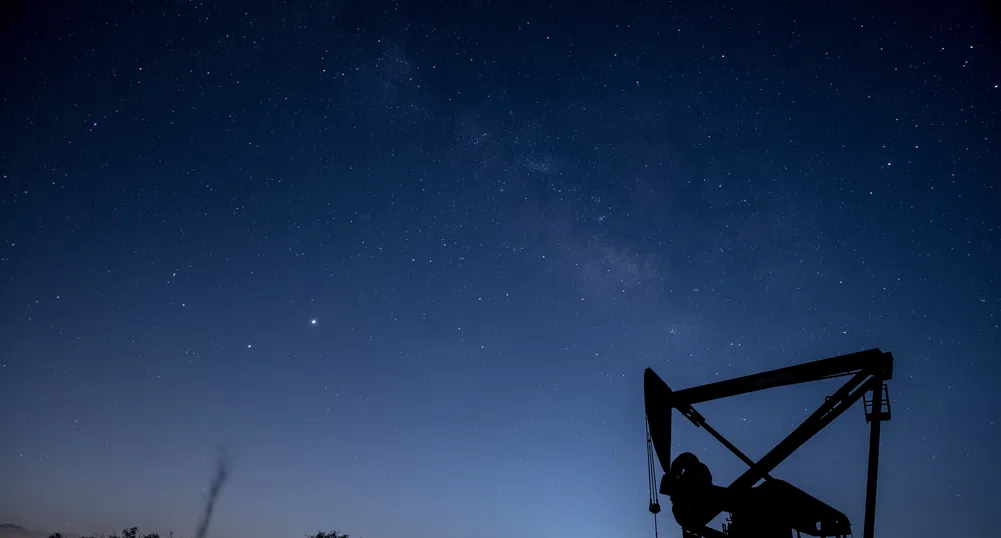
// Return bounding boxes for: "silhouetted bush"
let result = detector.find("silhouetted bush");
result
[307,532,349,538]
[50,527,354,538]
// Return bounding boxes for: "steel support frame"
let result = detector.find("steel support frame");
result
[645,348,893,538]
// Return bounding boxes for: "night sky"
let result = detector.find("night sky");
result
[1,1,999,538]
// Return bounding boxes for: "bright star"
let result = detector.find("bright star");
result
[311,319,317,325]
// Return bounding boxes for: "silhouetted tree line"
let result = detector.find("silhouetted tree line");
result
[51,530,351,538]
[44,450,347,538]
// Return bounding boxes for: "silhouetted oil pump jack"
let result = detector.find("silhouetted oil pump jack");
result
[644,348,893,538]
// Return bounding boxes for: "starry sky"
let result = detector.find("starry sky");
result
[0,1,998,538]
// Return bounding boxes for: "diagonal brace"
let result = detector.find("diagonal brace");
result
[729,369,872,491]
[691,369,876,527]
[675,402,770,478]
